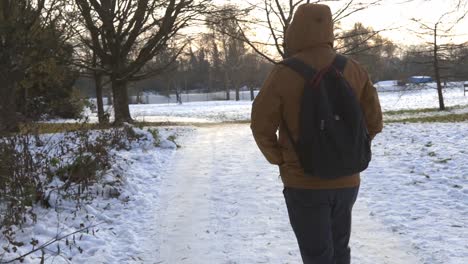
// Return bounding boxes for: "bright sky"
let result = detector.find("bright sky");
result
[336,0,468,45]
[214,0,468,46]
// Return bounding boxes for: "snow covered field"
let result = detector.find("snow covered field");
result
[362,123,468,264]
[2,87,467,263]
[378,86,468,112]
[6,123,466,263]
[78,86,468,123]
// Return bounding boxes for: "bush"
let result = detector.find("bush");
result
[18,86,85,121]
[51,88,87,119]
[12,21,83,121]
[146,128,161,147]
[0,123,150,233]
[0,134,43,228]
[0,122,167,263]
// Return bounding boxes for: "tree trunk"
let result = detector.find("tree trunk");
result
[234,77,240,101]
[94,72,107,124]
[112,78,132,124]
[250,86,255,101]
[174,81,182,104]
[224,71,230,100]
[208,70,213,93]
[0,79,19,134]
[433,26,445,110]
[434,66,445,110]
[92,52,107,123]
[226,87,230,100]
[108,91,113,105]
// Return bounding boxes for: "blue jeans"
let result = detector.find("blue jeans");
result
[283,186,359,264]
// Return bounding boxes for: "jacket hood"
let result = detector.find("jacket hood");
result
[285,4,334,55]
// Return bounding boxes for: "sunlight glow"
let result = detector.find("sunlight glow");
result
[214,0,468,46]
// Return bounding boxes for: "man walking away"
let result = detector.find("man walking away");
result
[251,4,383,264]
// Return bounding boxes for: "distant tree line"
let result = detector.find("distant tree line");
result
[107,20,467,101]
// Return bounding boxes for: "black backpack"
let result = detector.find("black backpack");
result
[280,55,371,179]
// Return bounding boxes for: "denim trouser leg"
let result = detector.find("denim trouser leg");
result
[283,186,359,264]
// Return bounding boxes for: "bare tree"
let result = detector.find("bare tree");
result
[91,51,109,123]
[207,5,249,101]
[207,6,230,100]
[73,0,210,124]
[337,22,398,81]
[70,41,111,124]
[410,0,468,110]
[235,0,383,63]
[241,53,272,100]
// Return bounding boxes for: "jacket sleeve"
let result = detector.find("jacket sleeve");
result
[360,76,383,140]
[251,66,283,165]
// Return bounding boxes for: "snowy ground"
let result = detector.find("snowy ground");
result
[361,123,467,264]
[152,124,466,264]
[2,87,467,263]
[0,127,185,263]
[4,123,466,263]
[50,85,468,124]
[131,87,468,123]
[151,125,425,264]
[378,86,468,112]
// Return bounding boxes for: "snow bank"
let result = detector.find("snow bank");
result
[0,126,188,263]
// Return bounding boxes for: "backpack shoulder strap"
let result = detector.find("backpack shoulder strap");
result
[279,57,317,81]
[332,54,348,74]
[278,58,318,151]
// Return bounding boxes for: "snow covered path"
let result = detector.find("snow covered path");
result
[146,124,420,264]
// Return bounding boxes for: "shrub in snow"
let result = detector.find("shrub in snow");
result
[159,139,178,149]
[0,134,44,228]
[146,128,162,147]
[0,123,165,261]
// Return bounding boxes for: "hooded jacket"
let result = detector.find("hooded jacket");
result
[251,4,383,189]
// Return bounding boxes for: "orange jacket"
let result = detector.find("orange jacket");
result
[251,4,383,189]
